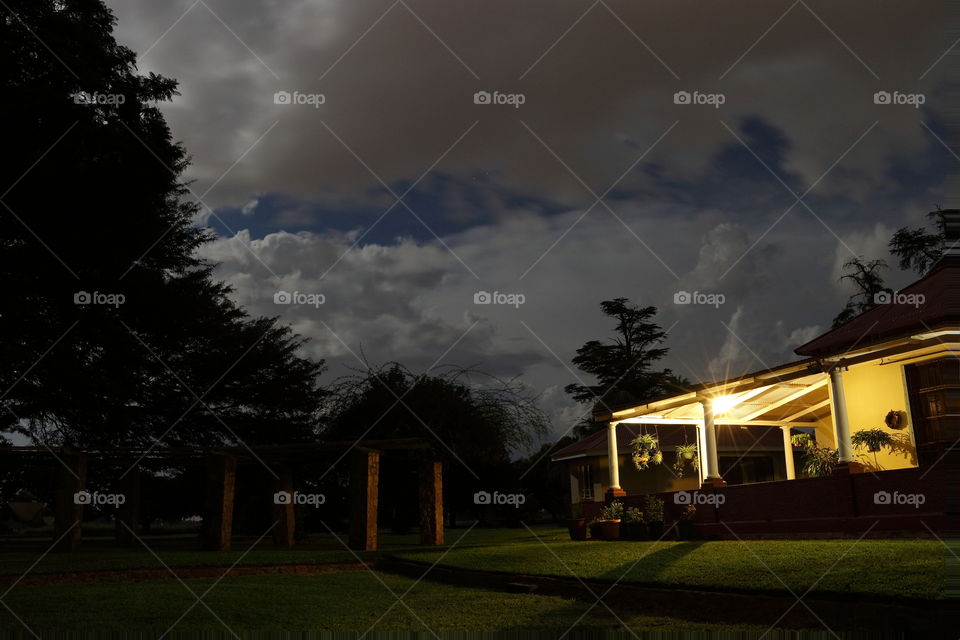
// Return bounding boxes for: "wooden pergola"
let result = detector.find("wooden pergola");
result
[0,438,444,553]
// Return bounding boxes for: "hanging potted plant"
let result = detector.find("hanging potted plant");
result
[566,502,587,541]
[672,443,700,478]
[621,506,645,540]
[643,495,665,539]
[596,501,623,540]
[631,434,663,470]
[851,428,895,470]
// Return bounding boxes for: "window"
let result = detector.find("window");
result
[905,359,960,458]
[577,464,594,501]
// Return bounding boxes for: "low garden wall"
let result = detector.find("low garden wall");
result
[583,460,956,537]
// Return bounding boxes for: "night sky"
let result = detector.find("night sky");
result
[108,0,952,440]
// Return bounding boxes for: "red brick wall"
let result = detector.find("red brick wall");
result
[592,463,951,537]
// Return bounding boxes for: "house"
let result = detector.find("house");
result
[552,210,960,535]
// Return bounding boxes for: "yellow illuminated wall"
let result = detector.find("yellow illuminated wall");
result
[840,361,917,470]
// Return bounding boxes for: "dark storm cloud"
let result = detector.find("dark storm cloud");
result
[107,0,950,436]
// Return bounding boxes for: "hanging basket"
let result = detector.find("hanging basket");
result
[631,434,662,470]
[884,410,905,430]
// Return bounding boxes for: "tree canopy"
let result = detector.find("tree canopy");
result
[1,0,325,449]
[565,299,687,434]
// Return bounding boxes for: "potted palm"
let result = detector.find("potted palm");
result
[621,507,645,540]
[672,443,700,478]
[643,495,665,539]
[631,434,663,470]
[851,428,895,469]
[596,501,623,540]
[566,502,587,541]
[677,504,697,540]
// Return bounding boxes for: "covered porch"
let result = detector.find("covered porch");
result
[595,359,862,498]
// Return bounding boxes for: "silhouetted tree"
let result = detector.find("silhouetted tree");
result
[889,208,946,275]
[832,258,890,327]
[0,0,325,450]
[322,363,549,526]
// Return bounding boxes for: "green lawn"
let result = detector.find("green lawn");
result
[0,531,420,577]
[0,571,780,634]
[395,526,945,601]
[0,526,943,634]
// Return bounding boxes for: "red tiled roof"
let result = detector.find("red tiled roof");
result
[794,260,960,358]
[551,423,782,460]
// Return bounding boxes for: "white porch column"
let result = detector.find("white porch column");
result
[781,426,796,480]
[604,422,625,500]
[699,398,721,483]
[828,366,853,462]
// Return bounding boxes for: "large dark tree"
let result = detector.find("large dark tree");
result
[0,0,325,450]
[565,298,685,407]
[322,363,549,525]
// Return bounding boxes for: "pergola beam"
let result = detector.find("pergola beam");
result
[738,378,828,422]
[780,398,831,423]
[620,417,819,427]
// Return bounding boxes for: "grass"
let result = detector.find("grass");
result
[0,530,421,577]
[394,525,945,601]
[0,571,782,634]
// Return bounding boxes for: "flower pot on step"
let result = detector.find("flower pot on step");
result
[599,520,621,541]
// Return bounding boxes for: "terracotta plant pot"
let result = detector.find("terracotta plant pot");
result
[567,518,587,541]
[599,520,621,541]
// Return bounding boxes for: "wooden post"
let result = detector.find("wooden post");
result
[419,460,444,545]
[53,451,87,552]
[349,449,380,551]
[271,467,295,547]
[202,453,236,551]
[115,467,141,545]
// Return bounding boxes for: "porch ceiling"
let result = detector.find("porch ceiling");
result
[618,373,831,427]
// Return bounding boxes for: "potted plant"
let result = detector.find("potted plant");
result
[596,501,623,540]
[643,495,665,539]
[677,503,697,540]
[851,428,895,469]
[566,502,587,541]
[631,434,663,470]
[791,433,839,477]
[672,443,700,478]
[589,519,602,540]
[620,507,645,540]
